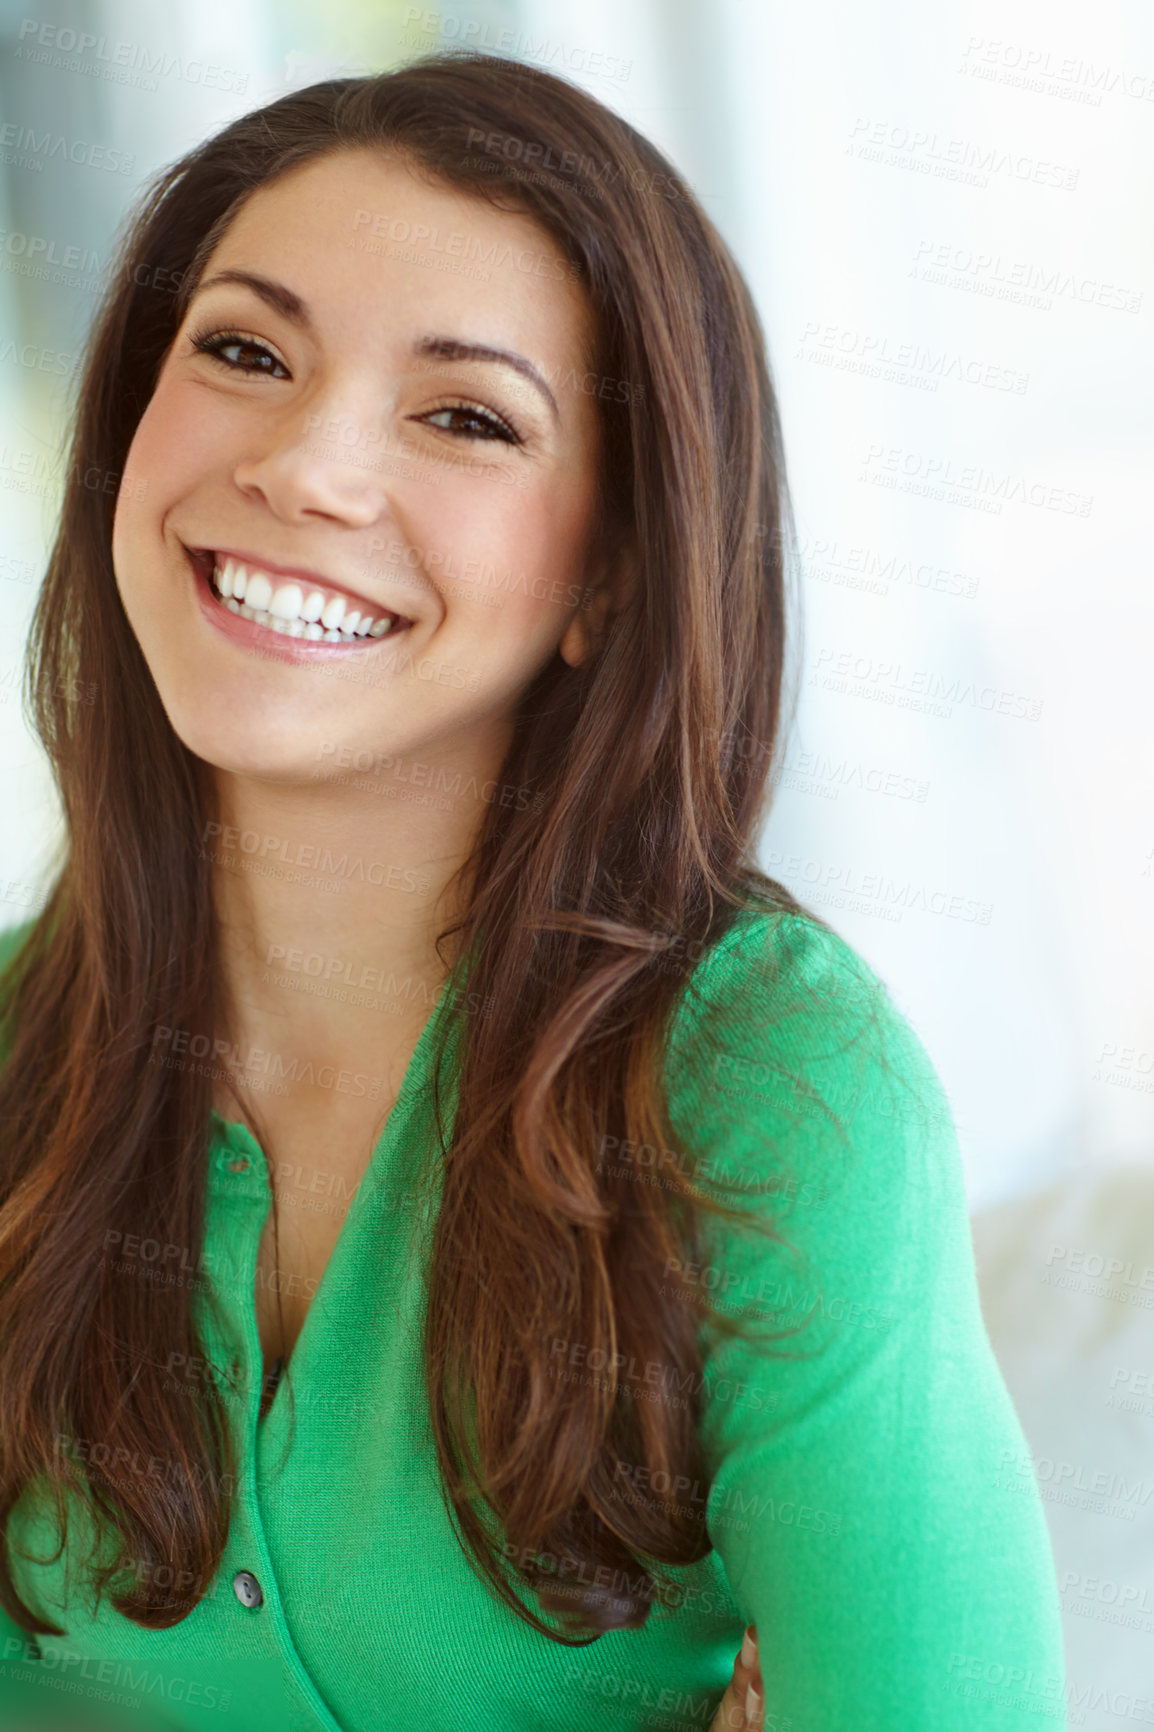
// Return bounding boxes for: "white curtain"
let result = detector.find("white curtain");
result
[517,0,1154,1210]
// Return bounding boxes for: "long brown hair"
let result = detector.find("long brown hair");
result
[0,51,813,1644]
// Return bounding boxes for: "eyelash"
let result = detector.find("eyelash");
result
[185,324,524,446]
[188,324,288,378]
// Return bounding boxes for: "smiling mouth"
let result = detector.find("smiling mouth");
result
[191,549,414,645]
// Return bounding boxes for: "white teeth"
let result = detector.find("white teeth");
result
[245,573,272,612]
[270,582,303,621]
[209,557,405,645]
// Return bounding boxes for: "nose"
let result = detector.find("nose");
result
[232,402,392,529]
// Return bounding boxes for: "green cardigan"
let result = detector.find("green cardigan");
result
[0,909,1065,1730]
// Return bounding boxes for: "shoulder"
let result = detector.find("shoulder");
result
[667,907,958,1183]
[670,905,894,1061]
[654,907,970,1364]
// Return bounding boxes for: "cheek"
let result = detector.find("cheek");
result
[126,378,227,487]
[113,382,231,584]
[426,467,596,643]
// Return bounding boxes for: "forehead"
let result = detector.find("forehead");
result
[198,146,597,379]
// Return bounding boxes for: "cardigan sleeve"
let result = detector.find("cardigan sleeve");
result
[663,910,1067,1731]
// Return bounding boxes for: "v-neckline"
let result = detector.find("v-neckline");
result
[208,939,471,1411]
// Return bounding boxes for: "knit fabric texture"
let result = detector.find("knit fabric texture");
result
[0,910,1066,1730]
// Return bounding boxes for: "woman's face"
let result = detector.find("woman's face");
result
[112,147,608,784]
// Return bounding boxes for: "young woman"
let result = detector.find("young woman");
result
[0,52,1063,1732]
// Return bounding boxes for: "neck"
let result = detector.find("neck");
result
[205,740,501,1095]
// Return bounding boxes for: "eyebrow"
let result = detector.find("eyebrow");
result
[192,269,560,422]
[412,335,558,423]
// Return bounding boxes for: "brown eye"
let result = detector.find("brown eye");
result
[418,404,521,444]
[189,328,289,379]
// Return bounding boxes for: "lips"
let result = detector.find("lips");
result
[184,545,416,665]
[184,541,419,659]
[191,546,414,628]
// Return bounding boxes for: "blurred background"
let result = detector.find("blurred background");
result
[0,0,1150,1721]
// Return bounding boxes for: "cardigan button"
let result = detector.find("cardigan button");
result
[232,1570,264,1609]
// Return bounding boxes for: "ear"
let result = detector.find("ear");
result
[558,533,637,668]
[558,584,612,668]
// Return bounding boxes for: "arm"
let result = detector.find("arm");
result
[666,912,1066,1731]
